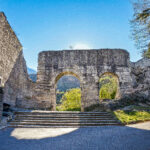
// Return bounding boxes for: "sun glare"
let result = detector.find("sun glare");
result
[73,43,90,49]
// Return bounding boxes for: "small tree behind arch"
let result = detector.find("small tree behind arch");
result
[99,73,119,100]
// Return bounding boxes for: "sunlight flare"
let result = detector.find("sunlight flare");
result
[73,43,90,49]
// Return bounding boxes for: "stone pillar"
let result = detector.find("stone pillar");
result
[81,81,99,111]
[0,87,3,123]
[49,86,56,111]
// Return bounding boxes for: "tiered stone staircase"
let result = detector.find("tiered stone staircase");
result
[8,111,122,128]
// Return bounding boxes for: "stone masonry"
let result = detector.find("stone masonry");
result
[131,58,150,101]
[0,12,22,86]
[36,49,133,111]
[0,12,23,123]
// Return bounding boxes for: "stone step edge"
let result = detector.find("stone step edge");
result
[10,120,118,123]
[13,118,115,121]
[9,122,121,125]
[15,114,112,117]
[14,115,113,118]
[14,114,111,116]
[14,111,109,114]
[8,125,123,128]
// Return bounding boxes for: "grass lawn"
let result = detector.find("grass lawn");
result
[113,110,150,124]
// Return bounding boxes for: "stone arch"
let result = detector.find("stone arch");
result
[36,49,132,111]
[99,72,120,100]
[55,71,80,84]
[50,71,83,111]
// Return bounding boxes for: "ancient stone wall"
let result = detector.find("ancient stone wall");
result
[91,58,150,111]
[0,12,22,86]
[0,12,48,111]
[3,51,32,107]
[0,12,29,121]
[36,49,133,111]
[131,58,150,101]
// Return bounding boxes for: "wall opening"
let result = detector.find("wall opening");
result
[99,72,119,100]
[55,72,81,111]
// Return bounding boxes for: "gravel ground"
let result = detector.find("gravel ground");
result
[0,122,150,150]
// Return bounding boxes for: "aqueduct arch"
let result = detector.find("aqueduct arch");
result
[36,49,133,111]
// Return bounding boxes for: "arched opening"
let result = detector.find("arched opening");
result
[99,72,120,100]
[55,72,81,111]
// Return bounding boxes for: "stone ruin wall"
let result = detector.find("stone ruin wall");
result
[3,51,34,107]
[0,12,32,122]
[11,49,134,111]
[12,49,150,111]
[130,58,150,102]
[34,50,150,111]
[35,49,133,111]
[0,12,22,86]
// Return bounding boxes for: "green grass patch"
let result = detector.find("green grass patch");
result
[113,110,150,124]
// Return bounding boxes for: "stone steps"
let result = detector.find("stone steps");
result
[15,115,112,118]
[14,117,113,120]
[9,122,120,126]
[8,111,122,128]
[14,111,109,114]
[9,124,120,128]
[11,120,117,123]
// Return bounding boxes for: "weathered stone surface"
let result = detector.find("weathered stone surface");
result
[0,12,36,124]
[3,51,32,106]
[36,49,133,111]
[131,58,150,101]
[0,12,22,123]
[89,58,150,111]
[0,12,22,86]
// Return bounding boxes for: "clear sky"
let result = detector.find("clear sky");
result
[0,0,142,70]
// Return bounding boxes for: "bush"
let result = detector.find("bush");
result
[99,74,118,100]
[56,88,81,111]
[113,110,150,124]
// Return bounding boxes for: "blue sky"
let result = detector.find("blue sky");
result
[0,0,141,70]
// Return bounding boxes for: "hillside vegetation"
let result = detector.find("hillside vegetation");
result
[57,76,80,92]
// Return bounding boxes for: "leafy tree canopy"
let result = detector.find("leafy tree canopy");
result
[56,88,81,111]
[99,74,118,100]
[131,0,150,58]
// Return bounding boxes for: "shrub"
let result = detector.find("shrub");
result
[99,74,118,100]
[56,88,81,111]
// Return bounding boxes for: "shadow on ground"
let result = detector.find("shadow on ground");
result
[0,125,150,150]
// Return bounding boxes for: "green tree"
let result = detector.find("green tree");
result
[99,74,118,100]
[56,88,81,111]
[131,0,150,58]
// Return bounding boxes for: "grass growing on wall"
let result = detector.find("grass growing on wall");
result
[56,88,81,111]
[99,74,118,100]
